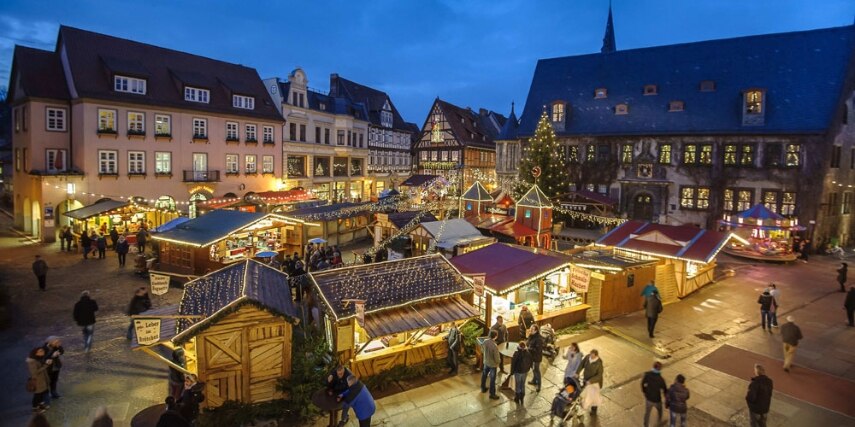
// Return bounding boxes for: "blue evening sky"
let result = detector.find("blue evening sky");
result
[1,1,853,125]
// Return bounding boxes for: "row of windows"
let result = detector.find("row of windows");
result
[96,149,273,175]
[368,151,411,167]
[285,156,364,178]
[826,192,855,216]
[680,186,797,214]
[114,75,255,110]
[287,123,366,148]
[368,127,410,149]
[419,150,461,162]
[94,109,275,143]
[562,142,801,168]
[224,154,275,174]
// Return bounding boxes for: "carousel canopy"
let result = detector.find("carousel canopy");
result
[450,243,572,294]
[597,220,734,264]
[719,203,804,230]
[64,199,129,220]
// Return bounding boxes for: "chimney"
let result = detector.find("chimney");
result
[329,73,340,96]
[479,108,488,117]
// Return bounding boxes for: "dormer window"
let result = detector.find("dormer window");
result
[643,85,657,95]
[615,104,629,115]
[233,95,255,110]
[381,100,393,128]
[551,102,566,122]
[595,88,608,99]
[700,80,716,92]
[745,90,763,114]
[114,75,146,95]
[184,87,209,103]
[668,101,685,112]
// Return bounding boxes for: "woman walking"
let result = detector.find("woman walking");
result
[26,347,52,413]
[576,349,604,416]
[116,236,130,267]
[563,342,583,385]
[838,262,848,292]
[666,374,690,427]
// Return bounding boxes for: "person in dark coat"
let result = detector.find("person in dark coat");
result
[800,239,811,262]
[168,348,187,400]
[136,229,148,254]
[338,375,375,427]
[177,375,204,424]
[780,316,802,372]
[96,234,107,259]
[510,341,533,404]
[126,287,152,340]
[32,255,48,291]
[845,286,855,327]
[115,236,130,267]
[109,227,119,249]
[576,349,604,415]
[26,347,51,413]
[641,361,667,427]
[81,231,92,259]
[518,305,535,339]
[73,290,98,351]
[156,396,190,427]
[644,291,663,338]
[526,324,544,392]
[758,291,775,331]
[667,374,690,427]
[837,263,848,292]
[445,323,461,374]
[42,337,64,401]
[326,365,353,423]
[746,364,773,427]
[490,316,509,373]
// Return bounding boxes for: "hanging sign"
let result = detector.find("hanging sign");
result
[570,267,591,293]
[467,273,486,297]
[134,318,162,346]
[355,300,366,328]
[150,274,170,295]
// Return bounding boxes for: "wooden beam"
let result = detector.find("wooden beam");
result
[140,346,194,375]
[538,278,545,316]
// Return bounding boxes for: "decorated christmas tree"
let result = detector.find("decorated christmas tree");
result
[515,110,568,198]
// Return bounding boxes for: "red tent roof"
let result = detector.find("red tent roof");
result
[596,221,733,263]
[450,243,571,294]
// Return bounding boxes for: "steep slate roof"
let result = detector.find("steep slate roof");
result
[174,260,298,342]
[274,80,369,121]
[519,25,855,136]
[310,254,472,320]
[497,104,520,140]
[8,46,70,101]
[517,185,552,207]
[596,220,734,263]
[330,75,412,131]
[58,26,282,121]
[435,99,506,149]
[152,210,267,246]
[387,211,437,229]
[450,243,571,294]
[462,181,493,201]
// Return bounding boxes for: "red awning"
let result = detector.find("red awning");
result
[451,244,571,294]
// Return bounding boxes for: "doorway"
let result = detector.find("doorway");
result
[193,153,208,181]
[632,193,654,220]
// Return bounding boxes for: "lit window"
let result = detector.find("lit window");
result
[232,94,255,110]
[46,108,67,131]
[736,189,753,211]
[745,90,763,114]
[98,109,116,133]
[621,144,633,163]
[643,85,657,95]
[128,151,145,174]
[525,209,532,218]
[615,104,628,115]
[552,103,565,122]
[245,155,257,173]
[724,145,737,165]
[226,154,239,173]
[680,186,710,210]
[781,192,796,215]
[682,145,697,164]
[114,75,146,95]
[763,190,779,213]
[127,112,145,134]
[668,101,684,112]
[262,155,274,173]
[192,118,207,138]
[98,150,117,174]
[741,145,755,166]
[155,152,171,174]
[658,144,671,164]
[785,144,800,167]
[226,122,239,140]
[155,114,171,136]
[246,124,257,142]
[699,145,713,165]
[594,88,607,99]
[184,87,210,103]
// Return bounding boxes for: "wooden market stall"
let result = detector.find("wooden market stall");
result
[410,218,495,257]
[451,243,589,341]
[131,259,299,408]
[287,202,375,247]
[309,254,480,377]
[151,210,313,280]
[373,211,438,248]
[595,221,738,300]
[464,184,553,250]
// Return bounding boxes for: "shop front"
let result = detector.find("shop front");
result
[64,197,182,246]
[310,254,479,377]
[450,243,589,341]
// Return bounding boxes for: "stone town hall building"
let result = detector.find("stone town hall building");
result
[510,13,855,246]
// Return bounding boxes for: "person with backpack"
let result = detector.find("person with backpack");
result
[511,341,533,404]
[644,290,663,338]
[666,374,690,427]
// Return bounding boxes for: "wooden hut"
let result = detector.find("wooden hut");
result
[410,218,495,257]
[286,202,375,247]
[459,181,493,219]
[132,259,299,408]
[309,254,479,377]
[373,211,438,248]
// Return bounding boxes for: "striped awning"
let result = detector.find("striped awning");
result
[362,297,479,338]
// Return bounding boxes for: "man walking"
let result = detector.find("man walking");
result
[780,316,803,373]
[767,284,781,327]
[526,324,544,392]
[757,290,775,332]
[490,315,509,373]
[480,330,500,400]
[116,235,130,267]
[746,364,773,427]
[641,361,667,427]
[845,286,855,327]
[511,341,532,404]
[445,323,461,374]
[127,287,152,340]
[32,255,48,291]
[644,290,663,338]
[73,290,98,351]
[838,262,848,293]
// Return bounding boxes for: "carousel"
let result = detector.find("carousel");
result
[720,204,804,262]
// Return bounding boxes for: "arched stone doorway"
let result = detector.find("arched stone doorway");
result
[631,192,654,221]
[56,199,84,237]
[189,191,211,219]
[22,197,32,234]
[31,200,41,239]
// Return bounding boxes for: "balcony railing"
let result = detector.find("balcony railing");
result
[183,170,220,182]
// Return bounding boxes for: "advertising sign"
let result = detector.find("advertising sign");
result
[150,274,170,295]
[134,318,161,346]
[570,267,591,293]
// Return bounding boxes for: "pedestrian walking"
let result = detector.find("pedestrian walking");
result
[42,337,64,401]
[490,315,509,373]
[511,341,533,404]
[576,349,604,415]
[767,284,781,327]
[746,364,773,427]
[480,330,501,400]
[109,227,119,249]
[666,374,690,427]
[758,290,775,332]
[137,229,148,254]
[640,281,658,297]
[81,231,92,259]
[26,346,51,413]
[96,234,107,259]
[127,287,152,340]
[644,290,663,338]
[87,231,98,258]
[845,286,855,327]
[641,361,668,427]
[116,235,130,267]
[562,342,583,385]
[780,315,803,372]
[800,239,811,262]
[518,305,535,339]
[445,323,461,374]
[59,226,69,252]
[526,324,544,392]
[168,347,187,400]
[73,290,98,351]
[32,255,48,291]
[838,262,848,292]
[62,227,74,253]
[338,375,376,427]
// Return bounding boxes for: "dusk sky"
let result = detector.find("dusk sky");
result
[1,0,854,124]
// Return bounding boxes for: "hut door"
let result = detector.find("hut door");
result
[248,323,291,402]
[200,330,244,407]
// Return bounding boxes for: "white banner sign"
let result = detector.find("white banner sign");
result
[134,318,161,346]
[570,267,591,293]
[150,274,170,296]
[355,300,365,328]
[468,274,486,298]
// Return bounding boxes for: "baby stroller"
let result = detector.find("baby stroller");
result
[550,376,584,426]
[540,323,559,361]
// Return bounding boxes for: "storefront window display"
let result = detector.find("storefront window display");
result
[314,157,330,177]
[287,156,306,177]
[333,157,348,177]
[349,181,362,201]
[333,182,346,202]
[350,158,363,176]
[314,183,330,201]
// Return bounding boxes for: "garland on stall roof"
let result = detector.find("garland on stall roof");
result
[552,205,628,226]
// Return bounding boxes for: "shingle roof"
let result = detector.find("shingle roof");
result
[330,75,413,131]
[58,26,282,121]
[596,220,734,263]
[435,99,505,149]
[310,254,472,320]
[450,243,571,294]
[462,181,493,201]
[9,46,70,101]
[174,260,298,342]
[519,25,855,136]
[152,210,267,246]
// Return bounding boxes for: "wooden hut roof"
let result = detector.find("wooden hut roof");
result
[310,254,472,321]
[462,181,493,201]
[173,259,299,342]
[450,243,572,294]
[362,297,479,338]
[152,211,304,247]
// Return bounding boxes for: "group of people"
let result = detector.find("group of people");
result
[326,365,376,427]
[58,225,147,261]
[25,337,64,413]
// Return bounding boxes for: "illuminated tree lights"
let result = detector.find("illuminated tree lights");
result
[516,111,568,199]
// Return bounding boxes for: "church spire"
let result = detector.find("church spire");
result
[601,2,616,53]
